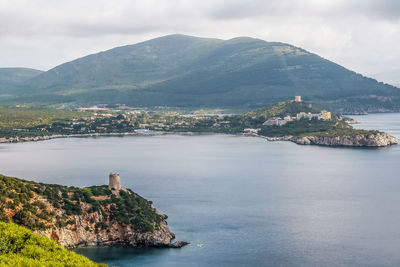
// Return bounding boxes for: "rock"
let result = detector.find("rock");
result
[169,241,190,248]
[263,132,398,147]
[291,132,398,147]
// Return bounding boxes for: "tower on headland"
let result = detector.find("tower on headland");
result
[109,173,121,190]
[294,96,302,102]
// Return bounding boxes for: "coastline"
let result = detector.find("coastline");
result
[0,130,398,147]
[259,133,398,147]
[0,131,230,144]
[0,132,159,143]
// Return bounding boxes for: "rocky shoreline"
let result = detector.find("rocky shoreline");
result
[263,132,398,147]
[0,131,218,144]
[35,206,187,249]
[1,130,398,147]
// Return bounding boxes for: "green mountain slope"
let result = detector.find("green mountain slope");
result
[5,34,400,113]
[0,68,43,93]
[0,222,104,266]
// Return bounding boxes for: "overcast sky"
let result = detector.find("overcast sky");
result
[1,0,400,84]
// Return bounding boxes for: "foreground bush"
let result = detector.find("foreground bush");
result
[0,222,106,266]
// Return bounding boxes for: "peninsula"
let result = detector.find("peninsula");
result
[0,173,187,249]
[236,96,398,147]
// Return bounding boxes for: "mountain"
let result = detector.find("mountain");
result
[0,68,43,94]
[4,34,400,113]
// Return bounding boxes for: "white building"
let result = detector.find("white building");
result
[263,117,288,126]
[243,128,260,134]
[283,115,293,121]
[296,112,320,120]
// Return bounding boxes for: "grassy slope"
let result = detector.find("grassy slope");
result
[0,222,105,267]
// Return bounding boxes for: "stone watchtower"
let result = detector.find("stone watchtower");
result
[109,173,121,190]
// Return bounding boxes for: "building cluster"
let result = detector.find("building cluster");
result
[263,116,293,126]
[262,96,331,127]
[297,110,332,120]
[263,110,331,127]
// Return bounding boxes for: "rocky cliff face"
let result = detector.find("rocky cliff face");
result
[35,203,182,248]
[264,132,398,147]
[294,132,398,147]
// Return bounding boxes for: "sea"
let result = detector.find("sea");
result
[0,113,399,266]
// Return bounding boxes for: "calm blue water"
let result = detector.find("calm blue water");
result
[0,114,400,266]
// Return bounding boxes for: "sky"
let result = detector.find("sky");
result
[1,0,400,85]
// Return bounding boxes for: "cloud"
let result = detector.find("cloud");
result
[0,0,399,85]
[353,0,400,21]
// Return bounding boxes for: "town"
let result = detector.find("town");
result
[0,96,351,143]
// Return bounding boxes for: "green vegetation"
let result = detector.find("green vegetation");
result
[0,222,105,266]
[0,106,91,138]
[1,34,399,113]
[107,189,161,232]
[0,106,86,128]
[299,128,379,138]
[240,101,319,121]
[258,118,376,137]
[0,174,162,233]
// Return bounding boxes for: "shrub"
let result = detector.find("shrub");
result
[0,222,105,266]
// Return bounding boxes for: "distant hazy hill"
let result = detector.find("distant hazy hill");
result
[5,34,400,113]
[0,68,43,94]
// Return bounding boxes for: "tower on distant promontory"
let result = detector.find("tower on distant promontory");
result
[109,173,121,190]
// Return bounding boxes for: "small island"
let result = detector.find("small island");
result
[0,173,187,249]
[0,97,397,147]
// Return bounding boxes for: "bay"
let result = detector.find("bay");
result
[0,113,399,266]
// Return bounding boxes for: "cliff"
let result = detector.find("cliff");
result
[293,132,398,147]
[0,175,187,249]
[264,132,398,147]
[35,204,180,248]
